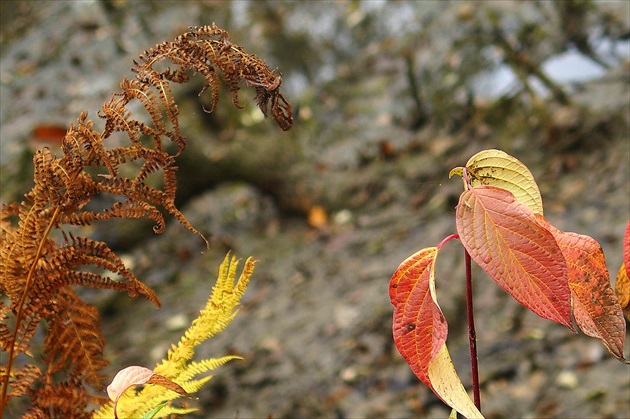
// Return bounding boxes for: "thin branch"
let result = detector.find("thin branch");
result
[465,248,481,411]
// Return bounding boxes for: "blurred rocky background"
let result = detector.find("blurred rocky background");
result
[1,1,628,417]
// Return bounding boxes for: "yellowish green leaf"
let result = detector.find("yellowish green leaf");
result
[462,149,543,215]
[151,405,199,418]
[141,401,167,419]
[428,344,484,419]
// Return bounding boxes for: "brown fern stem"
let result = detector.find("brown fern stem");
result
[1,207,61,415]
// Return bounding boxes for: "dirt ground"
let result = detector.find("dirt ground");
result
[1,2,628,418]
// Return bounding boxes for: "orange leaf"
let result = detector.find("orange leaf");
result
[535,215,628,363]
[618,219,630,322]
[106,366,194,418]
[32,123,67,144]
[616,263,630,322]
[456,185,573,330]
[624,219,630,279]
[146,374,193,398]
[389,247,447,387]
[307,205,328,229]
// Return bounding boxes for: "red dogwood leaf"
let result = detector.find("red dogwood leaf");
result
[456,185,573,330]
[535,216,628,363]
[390,247,446,385]
[390,247,483,418]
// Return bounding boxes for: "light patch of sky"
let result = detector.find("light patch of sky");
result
[230,0,250,28]
[283,5,343,85]
[282,1,423,85]
[376,2,420,34]
[475,38,629,98]
[543,38,629,83]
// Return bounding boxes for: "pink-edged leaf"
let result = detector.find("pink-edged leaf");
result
[107,366,154,403]
[107,366,194,418]
[536,215,629,363]
[389,247,447,387]
[456,185,573,330]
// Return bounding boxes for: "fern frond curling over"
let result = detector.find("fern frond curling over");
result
[1,22,290,416]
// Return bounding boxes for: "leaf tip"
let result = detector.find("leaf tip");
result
[449,167,464,179]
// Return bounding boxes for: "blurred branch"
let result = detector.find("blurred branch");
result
[403,50,429,130]
[490,24,571,105]
[556,0,611,69]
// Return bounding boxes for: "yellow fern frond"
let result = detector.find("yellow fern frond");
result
[179,375,214,395]
[176,355,242,383]
[157,254,255,374]
[94,253,255,418]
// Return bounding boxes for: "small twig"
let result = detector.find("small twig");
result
[465,248,481,411]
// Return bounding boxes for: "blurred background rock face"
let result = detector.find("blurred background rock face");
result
[1,1,628,417]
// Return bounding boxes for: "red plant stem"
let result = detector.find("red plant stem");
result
[437,233,459,250]
[462,167,472,189]
[465,248,481,411]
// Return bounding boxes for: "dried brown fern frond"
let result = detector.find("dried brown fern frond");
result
[1,23,291,417]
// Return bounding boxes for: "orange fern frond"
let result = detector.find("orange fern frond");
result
[1,23,292,416]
